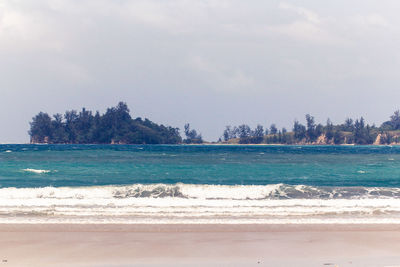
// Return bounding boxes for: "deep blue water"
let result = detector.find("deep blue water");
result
[1,144,400,188]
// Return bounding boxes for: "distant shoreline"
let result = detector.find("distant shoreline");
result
[7,142,400,146]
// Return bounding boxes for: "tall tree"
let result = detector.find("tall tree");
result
[325,118,334,142]
[344,118,354,132]
[29,112,53,143]
[390,110,400,130]
[270,124,278,135]
[222,126,237,142]
[252,124,264,143]
[293,120,306,141]
[51,113,68,143]
[238,124,251,138]
[184,123,203,144]
[305,114,317,142]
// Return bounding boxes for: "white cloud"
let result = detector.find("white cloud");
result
[0,5,36,41]
[352,14,391,28]
[265,3,349,45]
[1,0,400,142]
[267,21,347,45]
[279,2,321,24]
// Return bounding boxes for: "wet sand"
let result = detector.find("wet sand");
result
[1,224,400,266]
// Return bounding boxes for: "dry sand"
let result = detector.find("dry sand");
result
[1,224,400,266]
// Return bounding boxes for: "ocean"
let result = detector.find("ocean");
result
[1,144,400,224]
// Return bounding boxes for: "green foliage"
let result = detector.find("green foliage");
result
[269,124,277,135]
[29,112,52,143]
[183,123,203,144]
[325,119,334,142]
[220,113,394,145]
[293,120,306,141]
[237,124,251,144]
[29,102,182,144]
[305,114,318,142]
[251,125,264,144]
[223,126,238,142]
[353,117,375,144]
[381,110,400,130]
[380,132,393,145]
[238,124,251,138]
[343,118,354,132]
[236,124,265,144]
[333,131,344,144]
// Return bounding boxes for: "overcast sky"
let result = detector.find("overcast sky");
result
[1,0,400,142]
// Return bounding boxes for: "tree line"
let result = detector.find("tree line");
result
[29,103,400,145]
[221,111,400,145]
[29,102,184,144]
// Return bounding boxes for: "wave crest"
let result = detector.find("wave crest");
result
[1,184,400,224]
[113,184,186,198]
[110,183,400,200]
[2,183,400,200]
[23,168,51,174]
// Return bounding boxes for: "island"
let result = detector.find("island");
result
[29,103,400,145]
[29,102,182,144]
[220,112,400,145]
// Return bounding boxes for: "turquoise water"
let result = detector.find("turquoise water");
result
[0,144,400,188]
[2,144,400,224]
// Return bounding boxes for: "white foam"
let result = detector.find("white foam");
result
[0,184,399,224]
[23,168,51,174]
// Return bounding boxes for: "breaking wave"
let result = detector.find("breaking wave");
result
[3,183,400,200]
[23,168,51,174]
[2,183,400,224]
[110,183,400,200]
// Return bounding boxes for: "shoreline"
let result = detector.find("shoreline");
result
[5,142,400,147]
[2,223,400,231]
[2,223,400,266]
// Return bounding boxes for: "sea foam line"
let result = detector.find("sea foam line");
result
[2,183,400,200]
[22,168,51,174]
[1,184,400,224]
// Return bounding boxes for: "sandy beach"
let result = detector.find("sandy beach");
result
[0,224,399,266]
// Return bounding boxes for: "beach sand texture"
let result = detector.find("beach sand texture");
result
[1,224,400,267]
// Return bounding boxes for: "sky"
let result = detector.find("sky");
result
[1,0,400,143]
